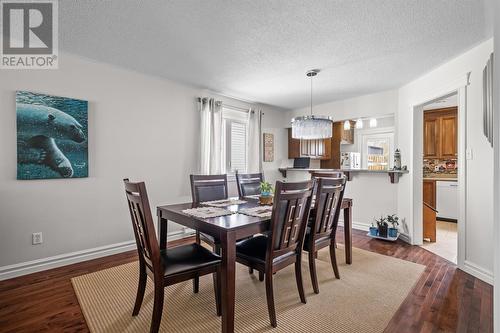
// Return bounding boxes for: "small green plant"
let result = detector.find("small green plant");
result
[375,216,388,228]
[387,214,400,228]
[259,181,273,196]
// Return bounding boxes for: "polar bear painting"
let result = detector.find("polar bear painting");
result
[16,91,88,180]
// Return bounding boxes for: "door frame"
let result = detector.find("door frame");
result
[410,73,469,270]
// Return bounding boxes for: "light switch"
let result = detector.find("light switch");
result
[466,148,473,160]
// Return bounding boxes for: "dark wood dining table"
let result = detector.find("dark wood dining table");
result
[157,197,353,333]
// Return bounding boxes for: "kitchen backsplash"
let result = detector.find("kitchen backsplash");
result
[423,158,457,177]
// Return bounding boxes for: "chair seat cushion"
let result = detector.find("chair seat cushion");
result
[236,235,295,264]
[303,227,330,252]
[161,243,221,277]
[236,235,268,263]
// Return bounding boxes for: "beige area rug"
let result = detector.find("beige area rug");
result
[72,246,424,333]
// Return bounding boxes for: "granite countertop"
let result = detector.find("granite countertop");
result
[423,177,457,181]
[423,173,457,181]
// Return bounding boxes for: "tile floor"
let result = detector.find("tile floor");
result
[421,220,457,264]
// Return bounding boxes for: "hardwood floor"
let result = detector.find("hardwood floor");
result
[0,230,492,333]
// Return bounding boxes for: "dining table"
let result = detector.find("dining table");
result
[156,197,353,333]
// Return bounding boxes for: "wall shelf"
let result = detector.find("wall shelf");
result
[278,167,408,183]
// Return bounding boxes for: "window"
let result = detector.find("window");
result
[360,131,394,170]
[222,108,248,175]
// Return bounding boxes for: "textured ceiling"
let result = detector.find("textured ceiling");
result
[60,1,491,110]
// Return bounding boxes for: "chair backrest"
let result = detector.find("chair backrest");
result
[310,170,345,200]
[267,180,315,262]
[310,177,346,242]
[123,179,161,273]
[235,172,263,197]
[190,174,228,203]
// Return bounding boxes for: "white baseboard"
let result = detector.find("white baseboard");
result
[0,229,194,281]
[338,219,370,231]
[462,260,494,285]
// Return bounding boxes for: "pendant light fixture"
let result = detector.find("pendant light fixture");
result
[291,70,333,139]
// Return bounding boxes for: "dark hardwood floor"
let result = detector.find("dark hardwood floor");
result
[0,229,492,333]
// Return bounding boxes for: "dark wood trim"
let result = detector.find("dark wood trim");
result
[0,230,492,333]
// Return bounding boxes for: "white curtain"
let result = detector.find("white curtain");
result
[199,97,223,174]
[247,109,262,173]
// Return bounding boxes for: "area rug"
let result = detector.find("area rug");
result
[72,246,424,332]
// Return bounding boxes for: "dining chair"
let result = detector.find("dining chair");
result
[189,174,227,291]
[235,172,263,197]
[309,170,345,228]
[124,179,222,333]
[303,176,346,294]
[235,180,314,327]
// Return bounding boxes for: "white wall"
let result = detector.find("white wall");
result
[492,0,500,330]
[0,53,287,276]
[397,39,494,283]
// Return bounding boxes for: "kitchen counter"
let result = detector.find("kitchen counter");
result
[278,167,409,183]
[423,177,457,181]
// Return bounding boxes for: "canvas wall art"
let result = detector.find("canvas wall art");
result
[16,91,88,180]
[263,133,274,162]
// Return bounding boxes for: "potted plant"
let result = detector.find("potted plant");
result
[369,223,378,236]
[375,216,388,238]
[259,181,274,205]
[387,214,399,238]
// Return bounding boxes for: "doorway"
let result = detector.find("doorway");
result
[411,86,466,267]
[419,93,459,263]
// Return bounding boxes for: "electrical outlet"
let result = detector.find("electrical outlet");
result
[32,232,43,245]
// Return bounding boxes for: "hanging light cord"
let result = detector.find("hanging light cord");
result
[310,74,313,116]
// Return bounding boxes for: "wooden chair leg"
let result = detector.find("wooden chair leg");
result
[308,251,320,294]
[295,256,307,304]
[214,266,222,316]
[132,262,147,316]
[193,275,199,293]
[150,282,165,333]
[330,242,340,279]
[259,271,264,281]
[265,271,277,328]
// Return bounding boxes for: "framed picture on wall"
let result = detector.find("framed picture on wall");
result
[263,133,274,162]
[16,91,88,180]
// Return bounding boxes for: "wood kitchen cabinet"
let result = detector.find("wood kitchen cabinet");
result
[423,179,436,208]
[423,107,457,159]
[288,128,301,158]
[320,122,342,169]
[287,128,331,160]
[341,120,356,144]
[423,117,440,158]
[440,115,457,158]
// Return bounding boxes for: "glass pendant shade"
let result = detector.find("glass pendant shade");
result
[343,120,351,130]
[291,115,333,139]
[291,69,333,139]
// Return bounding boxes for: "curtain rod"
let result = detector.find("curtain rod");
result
[223,104,254,113]
[198,97,264,115]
